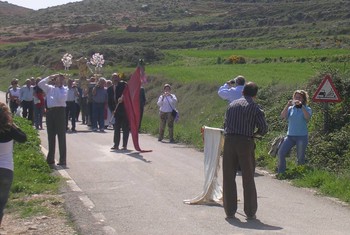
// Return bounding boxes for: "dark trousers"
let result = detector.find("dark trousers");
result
[9,100,19,114]
[22,100,34,122]
[113,112,130,148]
[92,102,105,130]
[80,97,88,124]
[46,107,66,165]
[222,135,257,218]
[0,168,13,225]
[65,101,76,130]
[75,103,80,121]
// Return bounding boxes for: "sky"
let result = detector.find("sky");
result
[4,0,83,10]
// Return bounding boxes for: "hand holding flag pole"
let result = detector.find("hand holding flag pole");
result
[122,62,152,152]
[109,99,121,125]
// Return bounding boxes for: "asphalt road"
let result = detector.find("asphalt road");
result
[1,92,350,235]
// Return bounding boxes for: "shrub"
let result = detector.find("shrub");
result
[227,55,246,64]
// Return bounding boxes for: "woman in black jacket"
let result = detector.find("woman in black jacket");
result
[0,102,27,228]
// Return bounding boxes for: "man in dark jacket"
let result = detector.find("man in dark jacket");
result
[107,73,129,150]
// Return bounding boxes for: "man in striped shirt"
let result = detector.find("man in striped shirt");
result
[222,82,268,220]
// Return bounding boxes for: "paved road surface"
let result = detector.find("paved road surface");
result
[1,92,350,235]
[39,123,350,235]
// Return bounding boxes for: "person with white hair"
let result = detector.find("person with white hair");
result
[91,77,107,132]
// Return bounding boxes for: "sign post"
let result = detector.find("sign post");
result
[312,75,341,133]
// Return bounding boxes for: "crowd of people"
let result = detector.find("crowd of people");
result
[1,72,313,222]
[4,72,148,167]
[217,75,312,220]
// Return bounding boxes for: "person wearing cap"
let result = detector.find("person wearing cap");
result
[107,73,130,150]
[218,75,246,103]
[157,84,178,143]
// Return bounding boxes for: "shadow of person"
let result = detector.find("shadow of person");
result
[126,152,151,163]
[225,215,282,231]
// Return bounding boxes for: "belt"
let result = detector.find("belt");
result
[225,133,253,138]
[47,106,65,110]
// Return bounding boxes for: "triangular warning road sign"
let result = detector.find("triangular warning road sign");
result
[312,75,341,102]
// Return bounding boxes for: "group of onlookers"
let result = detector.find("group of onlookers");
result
[3,71,314,222]
[6,77,45,129]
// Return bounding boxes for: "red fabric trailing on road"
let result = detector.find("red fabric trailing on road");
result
[123,66,152,152]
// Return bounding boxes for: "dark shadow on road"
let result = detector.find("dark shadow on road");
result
[225,214,283,231]
[126,152,152,163]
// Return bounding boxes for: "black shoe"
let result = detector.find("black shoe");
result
[111,145,118,150]
[169,139,175,143]
[158,138,163,142]
[247,215,256,220]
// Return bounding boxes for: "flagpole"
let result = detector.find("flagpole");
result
[109,100,121,125]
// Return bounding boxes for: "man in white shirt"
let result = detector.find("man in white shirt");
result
[218,75,245,103]
[38,74,68,168]
[20,79,34,123]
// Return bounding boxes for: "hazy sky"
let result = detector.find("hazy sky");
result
[4,0,83,10]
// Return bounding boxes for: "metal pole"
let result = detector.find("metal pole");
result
[323,102,329,133]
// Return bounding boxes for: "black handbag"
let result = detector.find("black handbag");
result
[172,109,178,118]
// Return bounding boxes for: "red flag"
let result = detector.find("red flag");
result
[123,66,152,152]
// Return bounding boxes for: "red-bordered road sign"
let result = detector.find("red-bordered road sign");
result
[312,75,341,103]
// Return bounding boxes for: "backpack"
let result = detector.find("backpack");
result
[268,135,285,157]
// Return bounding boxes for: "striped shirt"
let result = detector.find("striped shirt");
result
[224,96,268,137]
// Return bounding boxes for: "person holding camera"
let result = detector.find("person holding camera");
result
[277,90,312,174]
[157,84,177,143]
[38,74,68,168]
[218,75,245,103]
[0,102,27,229]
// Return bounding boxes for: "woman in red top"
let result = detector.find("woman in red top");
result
[33,78,45,129]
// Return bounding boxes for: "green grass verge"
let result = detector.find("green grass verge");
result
[7,117,61,218]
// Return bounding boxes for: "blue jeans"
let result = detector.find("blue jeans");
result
[34,105,44,129]
[277,135,308,173]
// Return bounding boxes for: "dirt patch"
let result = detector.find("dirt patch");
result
[1,194,77,235]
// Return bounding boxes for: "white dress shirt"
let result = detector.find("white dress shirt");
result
[38,76,68,108]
